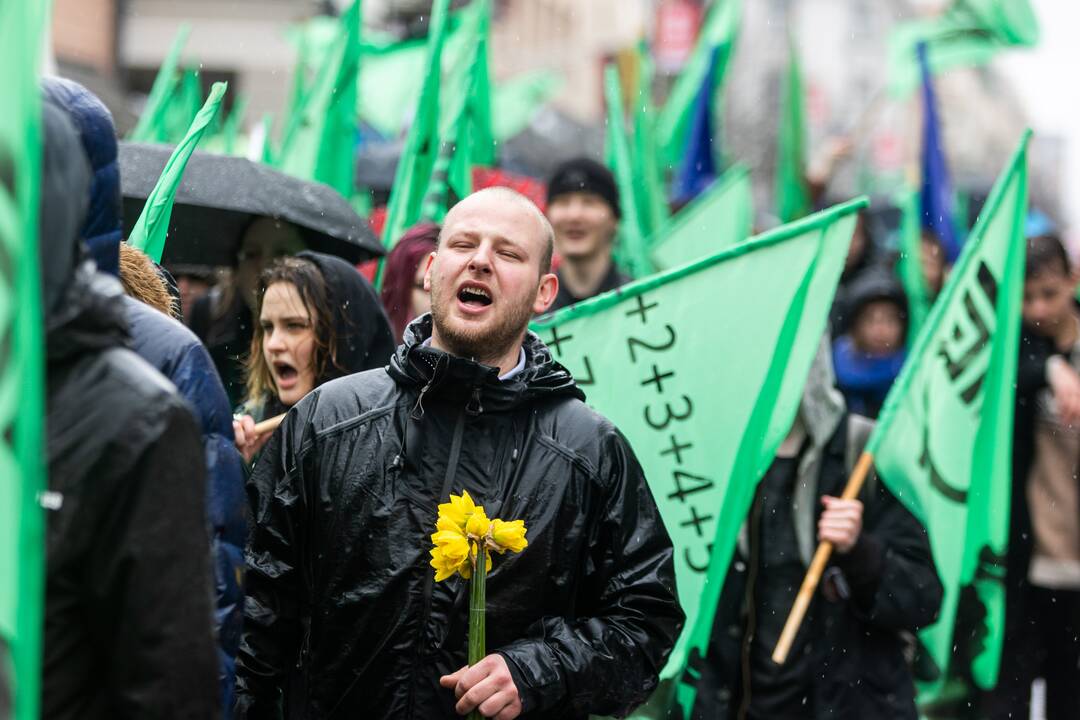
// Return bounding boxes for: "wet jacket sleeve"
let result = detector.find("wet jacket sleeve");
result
[106,403,221,718]
[833,471,943,632]
[234,411,309,719]
[496,429,685,717]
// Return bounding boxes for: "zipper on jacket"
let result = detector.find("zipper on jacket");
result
[406,386,475,716]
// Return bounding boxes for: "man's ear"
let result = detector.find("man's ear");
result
[423,252,436,291]
[532,272,559,315]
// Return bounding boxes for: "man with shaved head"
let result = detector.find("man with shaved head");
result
[237,188,683,719]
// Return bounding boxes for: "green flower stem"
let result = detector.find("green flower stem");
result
[467,540,487,720]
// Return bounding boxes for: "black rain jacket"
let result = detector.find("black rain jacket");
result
[235,315,684,719]
[39,99,220,719]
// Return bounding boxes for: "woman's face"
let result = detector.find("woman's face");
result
[411,253,433,319]
[260,281,318,406]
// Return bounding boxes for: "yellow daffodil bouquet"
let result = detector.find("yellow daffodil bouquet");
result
[430,491,527,718]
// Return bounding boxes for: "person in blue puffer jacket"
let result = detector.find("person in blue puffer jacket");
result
[43,76,247,716]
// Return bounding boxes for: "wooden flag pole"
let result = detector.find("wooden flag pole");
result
[252,413,286,436]
[771,450,876,664]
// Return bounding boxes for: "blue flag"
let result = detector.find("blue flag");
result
[918,41,960,262]
[673,45,726,204]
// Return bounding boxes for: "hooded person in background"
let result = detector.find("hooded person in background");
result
[235,187,683,719]
[38,96,219,720]
[43,76,248,716]
[544,157,629,312]
[190,217,307,406]
[692,339,942,720]
[832,269,909,418]
[232,250,395,462]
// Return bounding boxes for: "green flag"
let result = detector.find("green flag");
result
[128,82,228,263]
[379,0,452,255]
[868,132,1029,697]
[0,0,46,717]
[888,0,1039,96]
[632,42,670,244]
[776,34,810,224]
[650,164,752,271]
[895,186,933,338]
[531,198,864,716]
[492,70,563,141]
[162,67,203,143]
[605,64,653,279]
[128,24,191,141]
[657,0,742,170]
[279,0,361,197]
[418,0,495,222]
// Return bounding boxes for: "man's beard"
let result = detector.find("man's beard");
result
[429,279,535,366]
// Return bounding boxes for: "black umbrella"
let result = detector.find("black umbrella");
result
[119,142,384,267]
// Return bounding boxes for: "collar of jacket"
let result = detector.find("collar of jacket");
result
[46,260,130,365]
[388,314,584,414]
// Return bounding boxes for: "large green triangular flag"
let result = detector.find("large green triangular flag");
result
[128,24,191,142]
[531,197,864,718]
[776,34,810,224]
[605,64,653,279]
[278,0,361,197]
[656,0,742,170]
[868,132,1029,699]
[650,164,752,271]
[0,1,46,718]
[127,82,228,263]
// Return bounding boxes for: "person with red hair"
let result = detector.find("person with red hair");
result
[380,222,440,340]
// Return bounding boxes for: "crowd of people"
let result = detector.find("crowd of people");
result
[21,72,1079,720]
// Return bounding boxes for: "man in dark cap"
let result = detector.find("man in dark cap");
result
[544,157,629,312]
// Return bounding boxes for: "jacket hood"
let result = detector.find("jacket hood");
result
[296,250,396,379]
[39,98,128,363]
[388,314,584,411]
[799,335,847,449]
[845,268,908,324]
[41,76,122,277]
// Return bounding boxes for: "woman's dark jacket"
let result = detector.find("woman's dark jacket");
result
[234,316,684,719]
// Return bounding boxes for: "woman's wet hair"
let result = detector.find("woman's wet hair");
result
[245,256,340,404]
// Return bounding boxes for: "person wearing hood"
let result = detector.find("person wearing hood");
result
[38,96,219,719]
[190,217,308,406]
[231,250,395,462]
[234,187,683,719]
[42,75,248,716]
[832,269,909,418]
[691,338,942,720]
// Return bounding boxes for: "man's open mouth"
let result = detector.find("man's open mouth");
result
[457,284,492,308]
